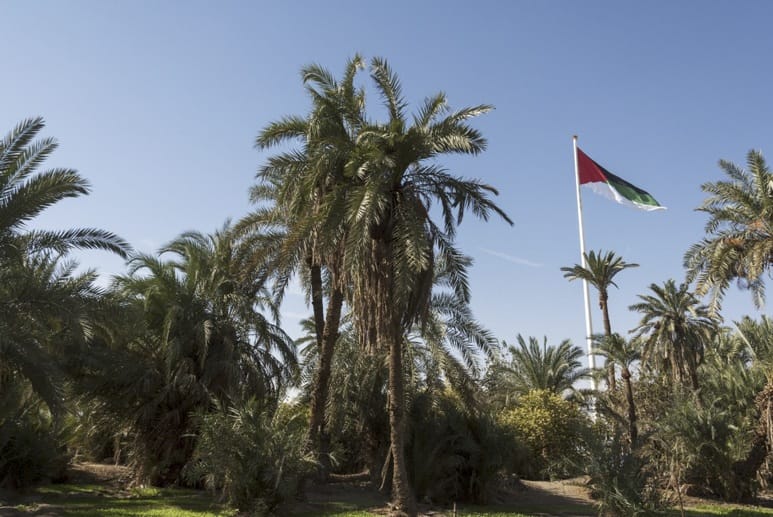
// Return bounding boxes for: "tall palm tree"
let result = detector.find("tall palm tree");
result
[629,280,717,391]
[241,56,366,470]
[561,250,638,390]
[491,335,589,401]
[344,57,512,515]
[593,333,640,447]
[685,150,773,313]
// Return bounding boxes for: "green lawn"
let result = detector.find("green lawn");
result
[9,484,235,517]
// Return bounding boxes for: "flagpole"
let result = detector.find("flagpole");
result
[573,135,598,392]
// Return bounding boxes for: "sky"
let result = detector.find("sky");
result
[2,1,771,364]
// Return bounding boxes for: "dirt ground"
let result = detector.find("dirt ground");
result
[3,463,773,516]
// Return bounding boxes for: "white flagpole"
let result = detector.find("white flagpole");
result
[572,135,598,392]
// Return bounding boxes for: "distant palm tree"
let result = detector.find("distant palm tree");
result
[561,250,638,390]
[495,334,589,400]
[685,150,773,313]
[593,333,640,446]
[629,280,717,391]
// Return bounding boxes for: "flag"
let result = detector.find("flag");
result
[577,147,665,211]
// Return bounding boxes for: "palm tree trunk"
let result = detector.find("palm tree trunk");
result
[621,367,637,447]
[307,284,345,476]
[387,325,415,516]
[599,295,616,391]
[309,259,325,349]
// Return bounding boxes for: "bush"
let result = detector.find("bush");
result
[184,399,313,514]
[0,386,68,490]
[499,389,589,479]
[585,434,663,517]
[406,391,528,504]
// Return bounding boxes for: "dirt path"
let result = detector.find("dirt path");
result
[512,478,595,509]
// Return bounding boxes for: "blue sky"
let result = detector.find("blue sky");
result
[3,1,771,360]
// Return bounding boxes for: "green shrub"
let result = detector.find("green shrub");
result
[407,391,527,504]
[184,399,313,514]
[499,389,588,479]
[585,433,664,516]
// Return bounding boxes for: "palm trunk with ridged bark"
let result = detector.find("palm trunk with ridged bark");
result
[599,293,616,391]
[386,318,414,516]
[621,366,637,447]
[372,237,415,516]
[307,284,344,475]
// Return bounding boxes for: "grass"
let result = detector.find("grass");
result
[674,504,773,516]
[11,483,235,517]
[7,479,773,517]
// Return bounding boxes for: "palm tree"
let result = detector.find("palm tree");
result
[491,335,589,402]
[730,316,773,489]
[0,117,128,259]
[629,280,717,391]
[84,226,295,484]
[561,250,638,390]
[242,56,366,470]
[685,150,773,313]
[593,333,640,447]
[344,57,512,515]
[0,117,129,414]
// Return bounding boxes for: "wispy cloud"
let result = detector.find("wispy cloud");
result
[480,248,543,268]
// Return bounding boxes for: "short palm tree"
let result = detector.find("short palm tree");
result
[593,333,640,447]
[561,250,638,390]
[629,280,717,391]
[494,335,589,400]
[91,226,295,484]
[685,149,773,313]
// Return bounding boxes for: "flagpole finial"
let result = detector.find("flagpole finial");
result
[573,134,578,141]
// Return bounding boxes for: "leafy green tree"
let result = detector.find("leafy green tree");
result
[630,280,717,391]
[500,389,589,479]
[685,150,773,313]
[561,250,638,390]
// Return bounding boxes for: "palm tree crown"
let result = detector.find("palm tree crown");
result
[499,334,589,399]
[685,150,773,312]
[629,279,718,391]
[561,249,638,389]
